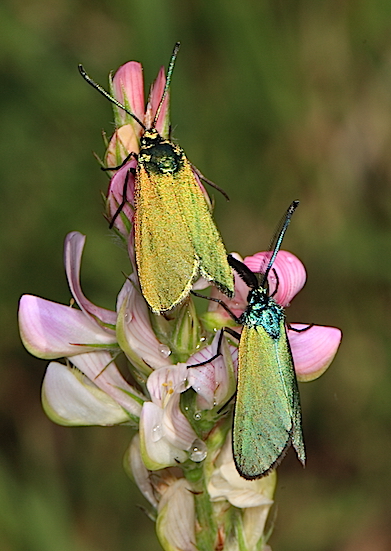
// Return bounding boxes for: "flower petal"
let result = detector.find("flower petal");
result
[288,324,342,381]
[42,362,131,426]
[146,365,196,450]
[116,277,172,372]
[145,66,169,137]
[105,124,140,169]
[243,503,275,550]
[139,402,187,470]
[70,351,144,416]
[106,161,137,236]
[112,61,145,129]
[124,434,159,508]
[208,434,276,509]
[187,333,238,409]
[163,393,197,450]
[18,295,117,359]
[157,478,197,551]
[147,364,189,407]
[244,250,306,307]
[64,232,117,326]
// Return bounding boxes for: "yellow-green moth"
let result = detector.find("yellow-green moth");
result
[79,43,234,313]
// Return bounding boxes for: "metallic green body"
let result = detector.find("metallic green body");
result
[233,285,305,479]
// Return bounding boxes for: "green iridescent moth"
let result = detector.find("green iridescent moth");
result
[78,43,234,313]
[193,201,305,479]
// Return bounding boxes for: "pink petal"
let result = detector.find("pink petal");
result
[288,324,342,381]
[244,251,306,307]
[106,161,137,235]
[116,277,172,370]
[19,295,117,359]
[125,435,159,508]
[163,392,197,450]
[42,362,132,426]
[105,124,140,169]
[147,364,189,407]
[145,66,169,136]
[112,61,145,129]
[70,351,144,415]
[156,479,197,551]
[187,333,238,409]
[64,232,117,326]
[140,402,188,469]
[187,349,219,408]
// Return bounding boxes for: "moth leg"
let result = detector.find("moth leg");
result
[190,163,230,201]
[102,151,138,172]
[109,167,136,228]
[186,327,238,414]
[187,330,225,367]
[191,291,241,324]
[287,323,314,332]
[269,268,280,298]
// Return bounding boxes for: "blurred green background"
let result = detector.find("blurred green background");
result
[1,0,391,549]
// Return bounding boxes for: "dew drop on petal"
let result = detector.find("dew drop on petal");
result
[152,423,163,442]
[124,311,133,324]
[158,344,171,358]
[189,439,207,462]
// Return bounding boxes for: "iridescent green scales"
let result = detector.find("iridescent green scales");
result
[233,280,305,479]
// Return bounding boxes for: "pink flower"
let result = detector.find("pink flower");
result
[206,250,342,381]
[18,231,152,425]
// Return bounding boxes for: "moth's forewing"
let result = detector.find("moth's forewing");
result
[174,159,234,298]
[233,320,305,479]
[134,164,198,313]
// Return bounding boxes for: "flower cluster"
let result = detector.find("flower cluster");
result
[18,58,342,551]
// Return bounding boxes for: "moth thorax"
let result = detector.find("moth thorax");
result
[157,153,179,173]
[140,140,182,175]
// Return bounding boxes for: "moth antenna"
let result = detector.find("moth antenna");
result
[78,64,146,130]
[153,42,180,127]
[261,200,299,287]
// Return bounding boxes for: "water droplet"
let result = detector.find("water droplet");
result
[152,424,163,442]
[189,439,207,462]
[193,411,202,421]
[124,311,133,324]
[159,345,171,358]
